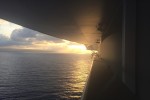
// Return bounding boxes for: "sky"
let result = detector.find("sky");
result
[0,19,91,54]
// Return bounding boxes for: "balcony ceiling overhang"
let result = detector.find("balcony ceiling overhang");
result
[0,0,121,45]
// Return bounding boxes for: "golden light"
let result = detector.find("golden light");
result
[69,45,87,50]
[60,57,92,99]
[68,44,91,54]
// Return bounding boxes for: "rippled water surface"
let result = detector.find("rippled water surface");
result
[0,51,92,100]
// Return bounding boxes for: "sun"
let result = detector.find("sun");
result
[68,44,91,54]
[69,45,86,50]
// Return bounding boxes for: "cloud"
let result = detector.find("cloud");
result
[0,27,90,54]
[0,34,8,40]
[10,28,64,43]
[0,28,73,49]
[0,34,24,46]
[10,28,38,43]
[0,19,66,49]
[11,28,37,39]
[0,19,91,54]
[35,34,64,43]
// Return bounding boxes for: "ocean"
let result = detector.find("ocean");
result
[0,51,92,100]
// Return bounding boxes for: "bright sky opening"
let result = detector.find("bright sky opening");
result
[0,19,91,54]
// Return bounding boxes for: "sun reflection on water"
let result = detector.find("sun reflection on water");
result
[60,59,92,99]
